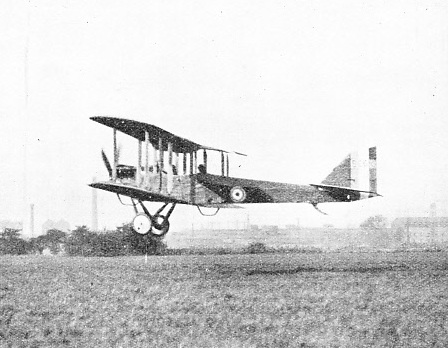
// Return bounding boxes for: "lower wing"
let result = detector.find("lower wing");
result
[89,182,188,204]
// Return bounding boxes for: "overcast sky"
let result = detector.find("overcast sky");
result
[1,0,447,235]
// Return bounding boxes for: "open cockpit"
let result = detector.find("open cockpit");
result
[90,116,247,237]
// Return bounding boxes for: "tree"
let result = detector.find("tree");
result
[29,235,47,254]
[0,228,21,240]
[94,230,124,256]
[65,224,167,257]
[65,225,97,256]
[246,242,268,254]
[116,223,166,255]
[360,215,390,247]
[360,215,388,230]
[0,228,29,255]
[45,229,67,254]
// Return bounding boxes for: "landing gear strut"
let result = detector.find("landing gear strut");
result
[131,201,176,237]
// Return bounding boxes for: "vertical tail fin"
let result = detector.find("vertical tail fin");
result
[322,146,378,194]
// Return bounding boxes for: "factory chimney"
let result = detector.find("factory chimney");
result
[430,202,436,245]
[30,203,34,237]
[91,177,98,231]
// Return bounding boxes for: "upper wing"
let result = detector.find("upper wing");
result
[90,116,246,156]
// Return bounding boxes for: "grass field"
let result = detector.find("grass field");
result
[1,251,448,347]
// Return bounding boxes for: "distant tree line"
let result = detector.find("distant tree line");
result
[0,228,31,255]
[359,215,404,247]
[0,224,166,256]
[0,215,408,256]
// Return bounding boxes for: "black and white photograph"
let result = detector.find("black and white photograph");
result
[1,1,447,347]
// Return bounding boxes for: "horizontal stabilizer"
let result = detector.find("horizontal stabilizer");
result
[311,183,381,202]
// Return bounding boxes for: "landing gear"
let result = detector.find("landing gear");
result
[132,213,152,235]
[151,215,170,237]
[131,200,176,237]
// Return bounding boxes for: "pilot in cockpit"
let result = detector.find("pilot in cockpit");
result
[198,164,206,174]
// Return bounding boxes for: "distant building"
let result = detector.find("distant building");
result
[166,225,365,250]
[0,220,23,231]
[260,225,279,233]
[42,219,70,234]
[392,217,448,245]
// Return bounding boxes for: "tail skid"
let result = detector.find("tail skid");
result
[311,202,328,215]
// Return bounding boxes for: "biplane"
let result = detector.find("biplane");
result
[89,117,381,237]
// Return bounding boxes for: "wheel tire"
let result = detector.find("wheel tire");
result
[132,213,152,235]
[150,215,170,237]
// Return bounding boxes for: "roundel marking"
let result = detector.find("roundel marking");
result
[230,186,247,203]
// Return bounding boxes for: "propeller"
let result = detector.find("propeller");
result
[101,144,122,179]
[101,149,112,178]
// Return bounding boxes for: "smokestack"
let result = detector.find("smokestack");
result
[92,177,98,231]
[30,203,34,237]
[430,202,436,245]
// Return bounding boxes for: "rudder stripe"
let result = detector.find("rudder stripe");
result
[369,147,377,193]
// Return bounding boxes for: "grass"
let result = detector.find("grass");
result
[1,252,448,347]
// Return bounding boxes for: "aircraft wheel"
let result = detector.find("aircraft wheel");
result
[150,214,170,237]
[132,213,152,235]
